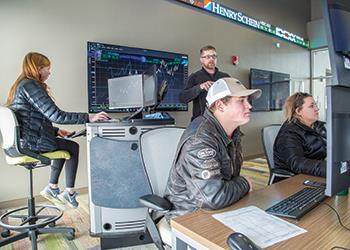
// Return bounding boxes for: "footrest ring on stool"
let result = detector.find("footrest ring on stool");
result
[0,204,64,231]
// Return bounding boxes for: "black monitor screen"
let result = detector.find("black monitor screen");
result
[328,1,350,54]
[250,68,290,111]
[325,85,350,196]
[87,42,189,113]
[322,0,350,87]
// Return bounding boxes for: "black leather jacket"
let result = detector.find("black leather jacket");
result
[274,120,327,177]
[164,109,250,220]
[9,79,89,153]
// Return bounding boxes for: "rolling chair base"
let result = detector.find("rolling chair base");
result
[0,204,75,249]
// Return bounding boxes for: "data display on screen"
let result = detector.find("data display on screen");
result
[87,42,189,113]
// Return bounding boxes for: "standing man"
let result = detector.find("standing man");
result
[180,45,230,121]
[165,77,261,219]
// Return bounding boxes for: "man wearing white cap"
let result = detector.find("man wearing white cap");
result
[164,77,261,219]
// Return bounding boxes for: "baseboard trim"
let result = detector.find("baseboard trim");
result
[0,187,88,210]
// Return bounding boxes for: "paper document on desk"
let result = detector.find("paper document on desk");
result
[212,206,306,248]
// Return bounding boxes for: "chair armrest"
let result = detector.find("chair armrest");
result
[139,194,172,211]
[272,168,295,176]
[19,148,51,165]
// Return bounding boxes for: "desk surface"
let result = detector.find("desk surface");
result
[171,174,350,249]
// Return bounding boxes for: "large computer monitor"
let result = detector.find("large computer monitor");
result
[87,42,188,113]
[322,0,350,88]
[250,68,290,111]
[322,0,350,196]
[325,86,350,196]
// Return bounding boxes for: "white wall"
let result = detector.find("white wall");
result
[0,0,310,202]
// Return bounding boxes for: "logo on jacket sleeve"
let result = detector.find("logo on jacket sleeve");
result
[201,169,221,179]
[197,148,216,159]
[202,158,219,169]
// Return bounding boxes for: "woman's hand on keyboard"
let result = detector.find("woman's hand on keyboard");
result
[89,112,110,122]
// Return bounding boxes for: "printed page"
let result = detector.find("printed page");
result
[212,206,306,248]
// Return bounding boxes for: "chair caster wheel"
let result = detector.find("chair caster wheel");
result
[48,221,56,227]
[1,229,11,238]
[66,229,75,240]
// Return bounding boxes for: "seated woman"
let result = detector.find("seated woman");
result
[6,52,110,207]
[274,92,326,177]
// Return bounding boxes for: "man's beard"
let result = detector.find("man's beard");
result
[203,61,216,70]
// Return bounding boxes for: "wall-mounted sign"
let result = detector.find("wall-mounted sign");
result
[176,0,309,48]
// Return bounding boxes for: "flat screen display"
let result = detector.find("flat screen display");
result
[87,42,189,113]
[250,68,290,111]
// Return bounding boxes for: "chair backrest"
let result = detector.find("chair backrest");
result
[261,125,281,171]
[0,106,18,150]
[140,127,185,197]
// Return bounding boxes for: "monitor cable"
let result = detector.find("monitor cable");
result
[323,203,350,232]
[322,203,350,250]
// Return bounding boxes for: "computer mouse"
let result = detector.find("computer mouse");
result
[227,232,259,250]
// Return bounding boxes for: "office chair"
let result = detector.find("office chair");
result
[0,106,75,250]
[261,125,294,185]
[139,127,185,250]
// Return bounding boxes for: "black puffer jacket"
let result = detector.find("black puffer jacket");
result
[9,79,89,153]
[164,109,250,220]
[274,120,327,177]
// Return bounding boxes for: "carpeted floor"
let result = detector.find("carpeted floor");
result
[241,158,270,190]
[0,158,269,250]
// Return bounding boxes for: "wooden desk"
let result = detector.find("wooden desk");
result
[171,174,350,249]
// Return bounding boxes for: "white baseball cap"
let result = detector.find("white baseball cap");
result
[206,77,262,107]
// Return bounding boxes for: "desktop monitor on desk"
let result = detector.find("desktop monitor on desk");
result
[322,0,350,196]
[108,65,157,109]
[325,85,350,196]
[108,65,157,119]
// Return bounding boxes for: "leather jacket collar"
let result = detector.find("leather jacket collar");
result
[203,109,241,147]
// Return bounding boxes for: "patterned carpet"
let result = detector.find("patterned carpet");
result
[0,158,269,250]
[241,158,270,191]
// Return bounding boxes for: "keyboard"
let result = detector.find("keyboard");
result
[144,111,173,120]
[266,187,327,219]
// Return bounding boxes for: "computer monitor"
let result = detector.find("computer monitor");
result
[142,65,157,108]
[107,65,157,120]
[250,68,290,111]
[87,41,188,113]
[322,0,350,196]
[322,0,350,87]
[325,86,350,196]
[108,74,143,110]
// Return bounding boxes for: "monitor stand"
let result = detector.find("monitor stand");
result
[122,107,144,121]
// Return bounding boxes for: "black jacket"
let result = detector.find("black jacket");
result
[179,67,229,120]
[164,109,250,219]
[9,79,89,153]
[274,120,327,177]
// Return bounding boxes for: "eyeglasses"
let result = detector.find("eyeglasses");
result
[201,54,218,60]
